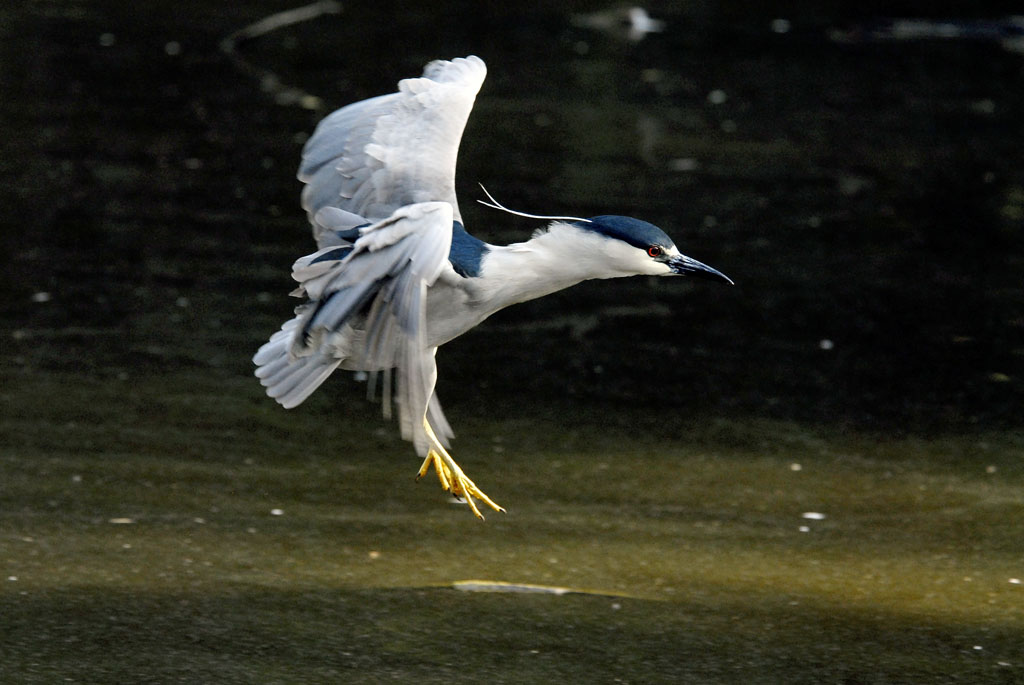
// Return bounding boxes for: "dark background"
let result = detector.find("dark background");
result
[3,1,1022,435]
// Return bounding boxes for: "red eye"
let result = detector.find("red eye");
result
[647,245,663,258]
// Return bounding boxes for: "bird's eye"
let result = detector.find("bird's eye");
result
[647,245,663,258]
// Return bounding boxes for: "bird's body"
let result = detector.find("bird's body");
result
[254,56,731,517]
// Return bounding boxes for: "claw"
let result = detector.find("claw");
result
[418,419,505,518]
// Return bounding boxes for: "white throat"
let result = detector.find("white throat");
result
[472,221,662,311]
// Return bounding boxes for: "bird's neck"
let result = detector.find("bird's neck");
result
[474,222,630,310]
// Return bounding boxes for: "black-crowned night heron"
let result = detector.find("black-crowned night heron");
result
[254,56,732,518]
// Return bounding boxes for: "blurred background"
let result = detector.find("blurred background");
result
[2,2,1023,682]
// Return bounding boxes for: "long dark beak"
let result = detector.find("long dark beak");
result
[667,254,734,284]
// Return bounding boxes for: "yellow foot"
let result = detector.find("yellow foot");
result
[416,420,505,519]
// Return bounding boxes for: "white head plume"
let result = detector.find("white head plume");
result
[476,184,591,223]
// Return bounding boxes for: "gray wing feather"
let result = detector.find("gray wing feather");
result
[253,317,343,409]
[267,201,455,455]
[298,56,486,245]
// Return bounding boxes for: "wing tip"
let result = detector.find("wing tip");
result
[418,54,487,87]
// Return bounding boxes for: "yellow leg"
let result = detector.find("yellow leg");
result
[416,419,505,519]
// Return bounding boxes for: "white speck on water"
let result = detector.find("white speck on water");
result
[31,291,52,303]
[799,525,811,533]
[175,296,190,308]
[986,465,998,474]
[122,543,132,549]
[611,602,621,610]
[7,576,17,582]
[802,512,827,520]
[838,174,873,196]
[707,89,727,105]
[71,474,83,483]
[164,41,181,56]
[300,95,323,111]
[1009,578,1021,584]
[973,645,984,651]
[972,99,996,115]
[193,517,206,524]
[819,339,835,350]
[642,68,663,83]
[770,18,791,34]
[108,518,134,524]
[669,158,699,172]
[270,508,284,516]
[790,463,802,471]
[99,32,116,47]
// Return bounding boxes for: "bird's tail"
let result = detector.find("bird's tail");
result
[253,316,342,408]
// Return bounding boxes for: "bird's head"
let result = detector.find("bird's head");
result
[573,215,734,284]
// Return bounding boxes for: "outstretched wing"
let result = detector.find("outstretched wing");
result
[255,202,456,455]
[299,55,487,245]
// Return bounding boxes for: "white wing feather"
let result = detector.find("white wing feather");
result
[258,56,487,452]
[299,55,486,245]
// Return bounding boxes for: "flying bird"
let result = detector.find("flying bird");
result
[254,56,732,518]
